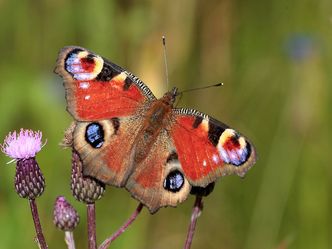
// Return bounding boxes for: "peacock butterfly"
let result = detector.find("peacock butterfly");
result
[55,46,257,213]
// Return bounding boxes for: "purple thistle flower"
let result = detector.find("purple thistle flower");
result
[1,129,46,199]
[1,129,45,162]
[1,129,48,249]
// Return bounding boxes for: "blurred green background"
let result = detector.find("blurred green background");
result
[0,0,331,248]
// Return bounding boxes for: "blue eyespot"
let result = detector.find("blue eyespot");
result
[164,170,184,192]
[85,123,104,148]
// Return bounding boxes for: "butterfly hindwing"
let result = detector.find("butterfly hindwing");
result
[73,115,144,187]
[125,129,191,213]
[55,46,155,121]
[171,108,256,187]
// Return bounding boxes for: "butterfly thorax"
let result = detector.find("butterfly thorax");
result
[133,88,177,163]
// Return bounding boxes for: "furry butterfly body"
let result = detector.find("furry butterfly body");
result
[55,46,256,213]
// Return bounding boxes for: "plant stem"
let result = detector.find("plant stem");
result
[65,231,76,249]
[87,203,97,249]
[183,196,203,249]
[99,203,144,249]
[29,199,48,249]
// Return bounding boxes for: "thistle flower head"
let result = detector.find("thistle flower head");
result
[1,129,46,199]
[1,129,45,161]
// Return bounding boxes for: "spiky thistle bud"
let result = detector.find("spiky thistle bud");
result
[71,150,105,204]
[54,196,80,231]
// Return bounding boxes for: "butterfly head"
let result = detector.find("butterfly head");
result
[161,87,178,107]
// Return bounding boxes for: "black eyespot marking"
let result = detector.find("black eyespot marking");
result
[123,77,133,90]
[190,182,215,197]
[192,116,203,128]
[95,61,120,82]
[164,170,184,192]
[245,141,252,161]
[166,151,178,163]
[110,117,120,134]
[208,122,225,147]
[85,123,104,148]
[84,53,95,63]
[69,48,84,56]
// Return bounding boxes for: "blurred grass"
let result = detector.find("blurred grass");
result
[0,0,331,248]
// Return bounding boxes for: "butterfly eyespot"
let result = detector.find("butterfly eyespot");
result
[85,123,105,148]
[163,170,184,192]
[64,49,104,81]
[216,129,252,166]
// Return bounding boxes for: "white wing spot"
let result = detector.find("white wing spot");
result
[84,95,91,100]
[212,154,219,164]
[79,82,90,89]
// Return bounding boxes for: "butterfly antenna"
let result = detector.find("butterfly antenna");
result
[175,91,183,107]
[175,83,223,107]
[162,35,169,90]
[179,83,224,95]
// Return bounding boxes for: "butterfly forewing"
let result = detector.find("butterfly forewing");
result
[171,108,256,187]
[55,46,155,121]
[73,116,144,187]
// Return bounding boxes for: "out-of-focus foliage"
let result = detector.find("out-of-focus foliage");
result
[0,0,331,249]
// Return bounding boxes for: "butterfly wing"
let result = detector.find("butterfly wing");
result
[72,116,144,187]
[55,46,155,186]
[125,128,192,213]
[171,108,256,187]
[55,46,156,121]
